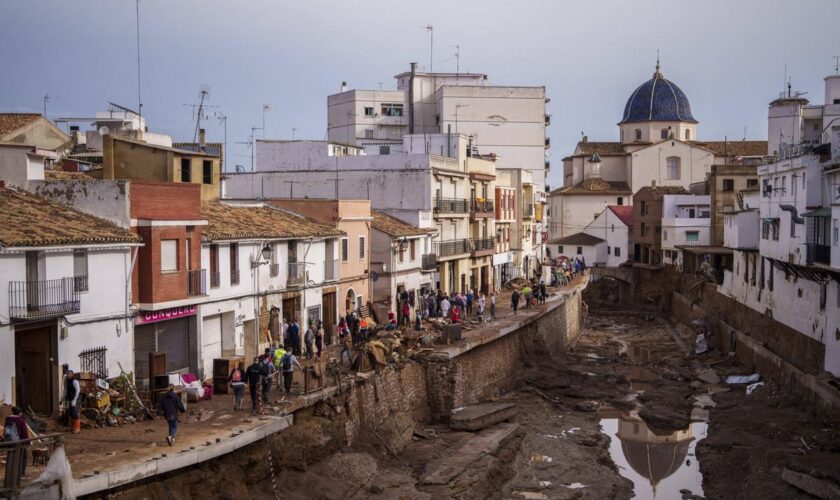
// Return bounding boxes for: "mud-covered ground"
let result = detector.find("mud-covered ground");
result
[112,305,840,500]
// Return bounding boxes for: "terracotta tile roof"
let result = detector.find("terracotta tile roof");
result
[44,170,96,180]
[0,113,41,137]
[635,185,689,198]
[548,232,604,246]
[575,142,628,156]
[371,210,432,238]
[201,202,345,241]
[553,178,632,195]
[0,186,140,248]
[608,205,633,226]
[690,140,768,157]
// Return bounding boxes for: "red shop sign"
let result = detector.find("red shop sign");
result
[135,305,197,324]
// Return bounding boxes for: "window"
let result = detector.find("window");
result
[161,239,178,272]
[640,201,647,215]
[666,157,681,180]
[762,220,770,240]
[634,129,642,141]
[364,106,374,117]
[381,103,404,117]
[210,244,219,288]
[640,222,646,237]
[558,245,564,254]
[229,243,239,285]
[379,145,390,155]
[180,158,191,183]
[661,128,669,139]
[185,238,191,270]
[747,178,758,189]
[576,246,583,255]
[722,179,734,192]
[834,220,839,246]
[663,230,668,241]
[73,249,88,292]
[364,129,374,139]
[614,247,621,256]
[341,238,349,262]
[409,239,416,261]
[617,197,624,206]
[359,236,366,259]
[611,224,615,233]
[685,129,691,140]
[771,221,780,241]
[202,160,212,184]
[685,231,699,242]
[791,175,798,194]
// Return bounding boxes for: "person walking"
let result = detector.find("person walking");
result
[401,301,411,327]
[511,289,521,314]
[428,293,437,318]
[278,350,303,397]
[157,385,185,446]
[62,370,81,434]
[539,282,547,304]
[522,285,533,309]
[339,324,353,366]
[261,354,275,404]
[228,362,246,411]
[304,324,315,360]
[359,318,369,343]
[4,406,29,477]
[440,296,451,320]
[414,309,422,330]
[465,289,474,316]
[244,357,264,415]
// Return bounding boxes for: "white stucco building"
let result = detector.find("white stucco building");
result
[549,205,632,268]
[661,194,711,267]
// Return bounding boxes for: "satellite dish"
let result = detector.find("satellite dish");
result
[98,126,110,136]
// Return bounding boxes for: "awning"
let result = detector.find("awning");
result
[801,208,831,217]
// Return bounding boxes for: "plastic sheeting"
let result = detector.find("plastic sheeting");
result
[21,445,76,500]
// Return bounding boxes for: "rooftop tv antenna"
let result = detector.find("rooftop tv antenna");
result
[214,111,228,171]
[135,0,142,119]
[191,86,211,144]
[424,25,434,72]
[453,45,460,75]
[43,94,50,118]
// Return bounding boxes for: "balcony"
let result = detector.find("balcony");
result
[470,199,494,219]
[9,277,80,321]
[808,244,831,266]
[325,258,339,281]
[209,271,220,289]
[545,113,551,126]
[287,262,307,287]
[230,269,240,286]
[523,203,534,218]
[434,239,470,258]
[469,237,496,257]
[187,269,207,296]
[545,137,550,149]
[434,197,469,214]
[421,253,437,271]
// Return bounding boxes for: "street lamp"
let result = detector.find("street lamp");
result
[251,244,272,268]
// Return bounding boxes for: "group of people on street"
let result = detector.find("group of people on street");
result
[511,278,548,313]
[396,288,497,326]
[552,256,587,286]
[282,318,324,361]
[229,347,304,415]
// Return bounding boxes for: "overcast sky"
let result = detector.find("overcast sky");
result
[2,0,839,188]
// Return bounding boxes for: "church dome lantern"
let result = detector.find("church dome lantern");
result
[619,62,697,125]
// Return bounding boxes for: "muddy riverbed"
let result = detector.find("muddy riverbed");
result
[113,307,840,500]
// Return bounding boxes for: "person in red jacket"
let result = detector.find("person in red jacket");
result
[450,305,460,324]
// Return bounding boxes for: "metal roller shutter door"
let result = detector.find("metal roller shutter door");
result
[133,317,191,379]
[201,314,222,377]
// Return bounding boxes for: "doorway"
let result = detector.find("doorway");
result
[345,289,356,314]
[15,325,56,415]
[322,291,336,345]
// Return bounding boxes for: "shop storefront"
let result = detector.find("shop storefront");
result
[134,305,198,383]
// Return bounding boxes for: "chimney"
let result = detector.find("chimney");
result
[651,180,657,187]
[199,128,206,146]
[582,135,588,143]
[340,81,347,92]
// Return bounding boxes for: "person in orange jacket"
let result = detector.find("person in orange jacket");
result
[450,305,460,324]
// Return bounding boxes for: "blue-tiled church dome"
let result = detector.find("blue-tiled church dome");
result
[620,63,697,124]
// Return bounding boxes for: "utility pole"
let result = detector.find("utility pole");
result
[291,127,298,140]
[262,104,271,139]
[43,94,50,118]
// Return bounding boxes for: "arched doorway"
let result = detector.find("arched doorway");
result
[345,288,356,314]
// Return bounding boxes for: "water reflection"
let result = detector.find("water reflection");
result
[600,408,706,499]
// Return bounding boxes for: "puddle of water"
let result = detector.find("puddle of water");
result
[598,411,707,500]
[629,366,657,392]
[512,491,547,499]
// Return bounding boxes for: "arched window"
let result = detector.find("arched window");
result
[634,129,642,141]
[660,128,669,139]
[620,129,624,142]
[666,156,681,180]
[684,129,691,140]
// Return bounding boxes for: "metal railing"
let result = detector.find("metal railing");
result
[269,263,280,277]
[73,274,89,293]
[434,239,470,257]
[8,277,80,320]
[470,199,494,213]
[434,197,469,214]
[230,268,240,286]
[188,269,207,295]
[209,271,221,289]
[288,262,307,286]
[79,345,108,378]
[421,253,437,271]
[470,237,496,253]
[523,203,534,217]
[325,258,339,281]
